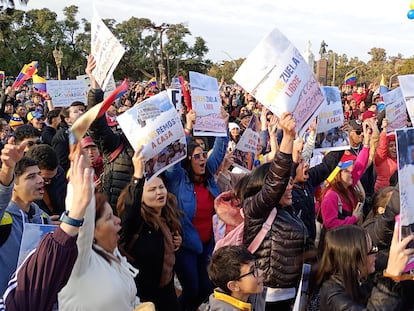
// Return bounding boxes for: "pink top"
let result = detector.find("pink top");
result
[374,131,397,191]
[321,146,369,229]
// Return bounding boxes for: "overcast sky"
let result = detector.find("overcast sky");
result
[25,0,414,63]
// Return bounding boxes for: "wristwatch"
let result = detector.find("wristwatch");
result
[60,210,84,227]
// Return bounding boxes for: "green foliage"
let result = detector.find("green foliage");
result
[1,5,414,87]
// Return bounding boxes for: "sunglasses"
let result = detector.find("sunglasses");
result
[192,151,208,160]
[367,244,379,256]
[236,261,259,280]
[353,130,362,135]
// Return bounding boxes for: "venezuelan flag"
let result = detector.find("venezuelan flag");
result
[32,74,47,93]
[379,74,389,95]
[147,77,157,87]
[345,74,356,85]
[0,71,5,79]
[12,61,38,89]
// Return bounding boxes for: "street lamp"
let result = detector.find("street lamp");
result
[52,47,63,80]
[389,72,399,89]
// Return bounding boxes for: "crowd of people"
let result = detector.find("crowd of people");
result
[0,56,413,311]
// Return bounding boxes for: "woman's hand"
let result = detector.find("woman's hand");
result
[132,145,145,179]
[385,222,414,277]
[173,231,182,251]
[185,110,196,130]
[279,112,296,138]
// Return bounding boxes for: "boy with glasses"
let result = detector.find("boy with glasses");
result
[206,245,265,311]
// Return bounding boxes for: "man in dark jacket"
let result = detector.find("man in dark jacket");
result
[41,109,61,145]
[25,144,67,216]
[51,102,85,172]
[85,58,134,212]
[292,149,343,242]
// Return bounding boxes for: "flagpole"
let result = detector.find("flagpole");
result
[344,65,363,81]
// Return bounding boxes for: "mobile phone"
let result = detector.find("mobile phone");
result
[395,215,414,249]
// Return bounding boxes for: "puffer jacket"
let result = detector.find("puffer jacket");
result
[320,274,402,311]
[243,151,311,288]
[87,89,134,211]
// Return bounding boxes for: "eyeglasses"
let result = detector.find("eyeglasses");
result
[192,151,208,160]
[236,261,259,280]
[353,130,362,135]
[367,244,379,256]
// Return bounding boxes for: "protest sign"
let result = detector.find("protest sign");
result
[167,88,182,116]
[398,74,414,125]
[383,87,406,132]
[395,127,414,271]
[233,28,324,136]
[233,114,260,172]
[77,74,116,99]
[18,223,57,267]
[46,79,87,107]
[314,86,350,152]
[117,91,186,180]
[91,8,125,91]
[189,71,227,137]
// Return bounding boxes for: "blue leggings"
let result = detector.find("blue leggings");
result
[175,239,214,311]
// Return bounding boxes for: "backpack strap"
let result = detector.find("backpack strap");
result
[336,192,343,215]
[107,142,124,163]
[247,207,277,253]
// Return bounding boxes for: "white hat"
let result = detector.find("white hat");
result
[229,122,240,131]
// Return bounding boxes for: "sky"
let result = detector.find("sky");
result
[24,0,414,64]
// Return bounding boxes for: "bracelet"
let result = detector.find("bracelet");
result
[184,127,192,135]
[60,211,84,227]
[383,270,414,282]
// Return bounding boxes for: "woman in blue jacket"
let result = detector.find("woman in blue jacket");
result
[164,109,229,311]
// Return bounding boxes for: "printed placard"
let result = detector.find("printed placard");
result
[117,91,186,180]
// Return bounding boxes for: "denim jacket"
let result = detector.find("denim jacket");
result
[164,133,228,254]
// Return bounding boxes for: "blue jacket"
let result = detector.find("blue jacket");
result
[164,134,228,254]
[0,180,51,295]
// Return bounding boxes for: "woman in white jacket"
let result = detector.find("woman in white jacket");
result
[58,185,140,310]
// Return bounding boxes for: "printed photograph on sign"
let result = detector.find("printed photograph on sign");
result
[314,86,350,152]
[117,91,186,181]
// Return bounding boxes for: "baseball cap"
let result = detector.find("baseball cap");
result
[326,159,354,184]
[27,111,44,122]
[362,111,376,121]
[349,119,363,132]
[80,136,96,149]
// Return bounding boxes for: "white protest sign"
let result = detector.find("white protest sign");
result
[167,88,182,116]
[396,128,414,271]
[314,86,350,152]
[233,28,324,136]
[117,91,186,181]
[18,223,57,267]
[91,8,125,91]
[46,80,87,107]
[233,114,260,172]
[398,74,414,124]
[384,87,406,132]
[189,71,227,137]
[77,74,116,99]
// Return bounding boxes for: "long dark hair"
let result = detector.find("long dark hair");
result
[317,225,369,304]
[234,162,270,202]
[182,142,212,186]
[322,169,363,208]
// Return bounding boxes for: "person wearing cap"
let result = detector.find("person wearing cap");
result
[80,136,103,190]
[346,117,380,214]
[8,113,24,132]
[320,120,373,230]
[374,118,397,192]
[27,111,45,132]
[227,122,240,152]
[237,110,252,135]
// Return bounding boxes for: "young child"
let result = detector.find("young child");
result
[206,246,266,311]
